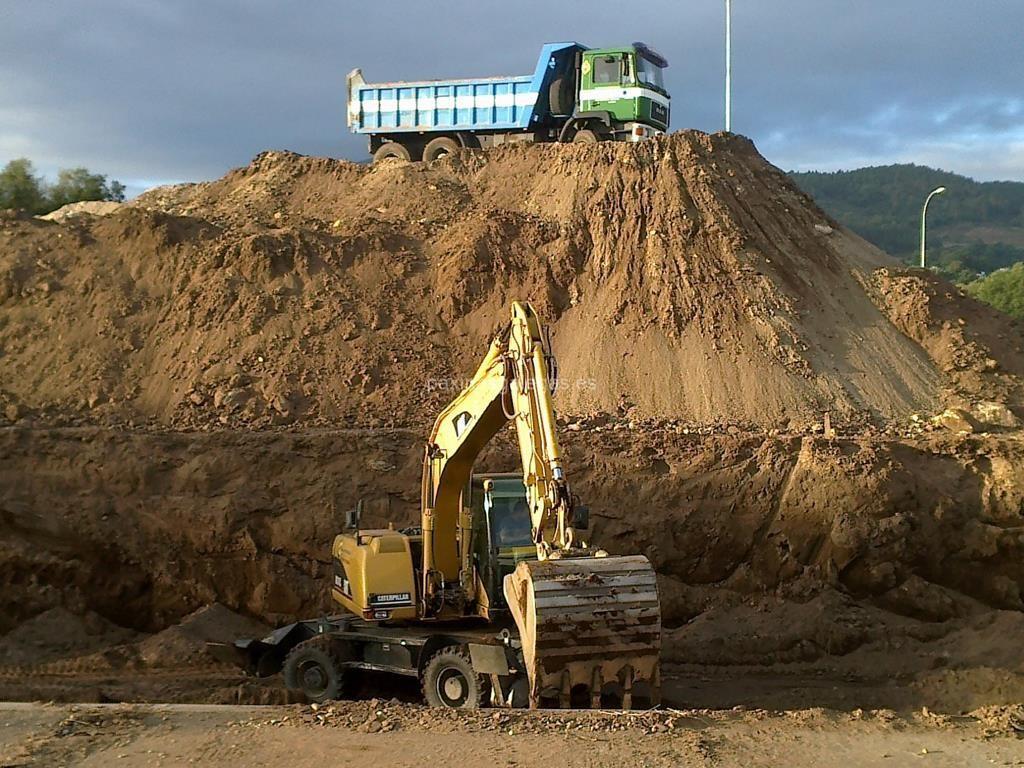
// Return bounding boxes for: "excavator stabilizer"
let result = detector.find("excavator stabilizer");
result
[504,554,661,709]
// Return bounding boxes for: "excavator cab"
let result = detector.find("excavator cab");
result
[469,474,537,619]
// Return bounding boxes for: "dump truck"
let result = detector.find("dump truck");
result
[347,41,670,163]
[212,302,661,709]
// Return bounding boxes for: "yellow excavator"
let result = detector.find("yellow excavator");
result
[215,302,660,708]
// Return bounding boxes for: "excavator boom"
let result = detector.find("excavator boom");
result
[421,301,661,707]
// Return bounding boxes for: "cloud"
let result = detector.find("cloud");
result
[1,0,1021,188]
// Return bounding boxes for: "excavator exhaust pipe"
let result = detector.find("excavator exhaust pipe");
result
[503,554,661,709]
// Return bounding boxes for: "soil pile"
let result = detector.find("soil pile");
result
[0,608,138,666]
[2,133,1024,710]
[38,200,123,222]
[136,604,270,667]
[2,132,1022,430]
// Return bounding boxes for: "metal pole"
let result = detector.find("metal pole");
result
[725,0,732,132]
[919,186,946,268]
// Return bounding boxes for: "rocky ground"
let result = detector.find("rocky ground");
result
[3,701,1024,767]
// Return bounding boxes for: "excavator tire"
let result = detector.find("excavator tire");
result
[282,635,347,704]
[421,646,488,709]
[504,554,661,709]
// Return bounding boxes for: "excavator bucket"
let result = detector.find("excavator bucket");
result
[503,554,661,709]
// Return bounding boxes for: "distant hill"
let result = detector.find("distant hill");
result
[790,164,1024,281]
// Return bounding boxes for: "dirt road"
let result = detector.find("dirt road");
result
[3,702,1023,768]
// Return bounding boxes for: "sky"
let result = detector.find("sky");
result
[1,0,1022,196]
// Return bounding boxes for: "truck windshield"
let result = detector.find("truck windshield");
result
[636,56,665,89]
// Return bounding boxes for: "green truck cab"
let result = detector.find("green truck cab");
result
[576,44,671,141]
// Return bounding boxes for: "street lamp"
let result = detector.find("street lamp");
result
[920,186,946,268]
[725,0,732,132]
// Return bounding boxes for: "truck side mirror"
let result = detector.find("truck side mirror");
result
[345,499,364,530]
[572,505,590,531]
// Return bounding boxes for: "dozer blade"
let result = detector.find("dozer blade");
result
[503,554,661,709]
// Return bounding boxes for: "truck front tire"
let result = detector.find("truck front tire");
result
[282,636,346,704]
[423,136,460,162]
[422,646,488,709]
[572,129,601,144]
[373,142,412,164]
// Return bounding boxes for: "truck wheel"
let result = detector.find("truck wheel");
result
[422,646,487,709]
[282,636,346,704]
[423,136,460,162]
[373,142,411,164]
[572,129,601,144]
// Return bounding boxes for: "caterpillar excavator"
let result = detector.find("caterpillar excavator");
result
[213,302,661,708]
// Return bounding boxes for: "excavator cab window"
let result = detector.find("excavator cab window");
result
[490,497,533,548]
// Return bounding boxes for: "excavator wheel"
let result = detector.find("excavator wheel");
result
[282,635,347,704]
[421,646,488,709]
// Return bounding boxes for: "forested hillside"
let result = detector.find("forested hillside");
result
[791,164,1024,282]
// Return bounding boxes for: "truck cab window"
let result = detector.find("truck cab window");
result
[592,55,621,85]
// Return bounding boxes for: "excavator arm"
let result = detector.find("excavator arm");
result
[422,301,660,708]
[505,302,577,557]
[419,303,579,607]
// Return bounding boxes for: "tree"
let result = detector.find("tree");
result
[0,158,46,213]
[966,262,1024,320]
[48,167,126,209]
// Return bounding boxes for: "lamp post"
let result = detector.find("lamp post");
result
[920,186,946,268]
[725,0,732,132]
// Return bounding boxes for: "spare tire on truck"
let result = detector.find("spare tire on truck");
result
[373,141,411,164]
[548,74,574,115]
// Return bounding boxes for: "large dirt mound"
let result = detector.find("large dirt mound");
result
[2,131,1021,429]
[3,133,1024,709]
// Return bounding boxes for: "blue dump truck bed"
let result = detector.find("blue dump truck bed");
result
[349,75,539,133]
[347,42,581,134]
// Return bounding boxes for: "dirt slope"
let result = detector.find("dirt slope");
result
[2,132,1021,430]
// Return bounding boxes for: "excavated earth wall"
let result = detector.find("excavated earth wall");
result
[4,427,1023,649]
